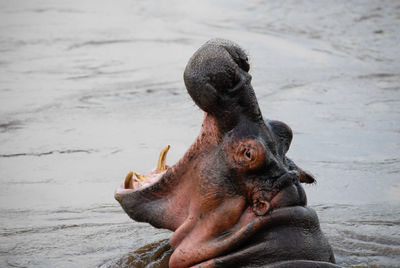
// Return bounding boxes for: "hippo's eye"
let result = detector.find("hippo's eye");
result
[228,138,265,171]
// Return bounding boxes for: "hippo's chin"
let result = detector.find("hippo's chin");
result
[188,206,334,268]
[114,39,336,268]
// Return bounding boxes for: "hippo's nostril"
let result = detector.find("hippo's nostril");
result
[219,39,250,72]
[238,56,250,72]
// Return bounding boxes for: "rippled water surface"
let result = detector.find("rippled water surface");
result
[1,0,399,267]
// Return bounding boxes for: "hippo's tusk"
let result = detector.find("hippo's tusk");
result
[124,171,134,189]
[124,171,149,189]
[157,145,170,173]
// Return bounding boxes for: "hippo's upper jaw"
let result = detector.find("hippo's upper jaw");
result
[114,39,336,268]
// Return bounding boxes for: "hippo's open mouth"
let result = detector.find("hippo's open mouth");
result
[115,145,170,195]
[114,39,336,268]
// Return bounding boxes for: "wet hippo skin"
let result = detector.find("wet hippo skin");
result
[115,39,340,268]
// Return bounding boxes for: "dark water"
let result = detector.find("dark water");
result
[0,0,399,267]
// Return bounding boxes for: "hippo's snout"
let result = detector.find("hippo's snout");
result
[184,39,262,134]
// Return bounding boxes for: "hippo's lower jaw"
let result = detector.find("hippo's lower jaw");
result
[188,206,336,268]
[114,39,336,268]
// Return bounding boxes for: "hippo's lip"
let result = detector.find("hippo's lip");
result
[114,145,171,200]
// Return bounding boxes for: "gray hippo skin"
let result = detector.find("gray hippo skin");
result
[115,39,340,268]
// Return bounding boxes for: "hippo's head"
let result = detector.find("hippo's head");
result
[115,39,336,268]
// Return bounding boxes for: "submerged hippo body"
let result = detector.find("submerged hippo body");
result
[115,39,339,268]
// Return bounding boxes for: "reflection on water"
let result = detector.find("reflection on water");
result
[110,240,172,268]
[0,0,399,267]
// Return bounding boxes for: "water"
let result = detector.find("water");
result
[0,0,399,267]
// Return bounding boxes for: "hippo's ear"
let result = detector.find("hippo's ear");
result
[267,120,293,157]
[298,169,316,184]
[285,157,316,184]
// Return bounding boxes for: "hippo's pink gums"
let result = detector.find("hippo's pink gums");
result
[115,39,338,268]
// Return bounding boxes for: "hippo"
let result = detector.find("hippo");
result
[114,39,339,268]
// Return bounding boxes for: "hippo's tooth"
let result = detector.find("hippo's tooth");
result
[124,171,134,189]
[133,172,149,184]
[133,178,144,187]
[157,145,170,173]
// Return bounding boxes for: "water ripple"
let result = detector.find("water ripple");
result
[0,149,96,158]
